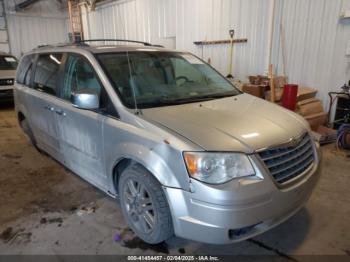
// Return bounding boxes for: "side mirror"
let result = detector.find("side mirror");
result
[71,89,99,110]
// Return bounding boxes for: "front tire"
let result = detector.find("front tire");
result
[118,164,174,244]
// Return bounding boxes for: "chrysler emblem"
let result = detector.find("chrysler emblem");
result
[289,135,303,148]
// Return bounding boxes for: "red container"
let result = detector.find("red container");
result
[282,84,298,111]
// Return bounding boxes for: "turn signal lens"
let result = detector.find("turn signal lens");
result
[184,153,198,175]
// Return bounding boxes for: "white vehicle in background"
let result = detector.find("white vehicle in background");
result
[0,52,18,102]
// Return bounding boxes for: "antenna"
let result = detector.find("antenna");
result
[126,51,140,115]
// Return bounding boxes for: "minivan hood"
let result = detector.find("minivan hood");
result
[141,94,308,153]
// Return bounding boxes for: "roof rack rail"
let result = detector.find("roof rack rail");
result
[36,44,53,48]
[76,39,153,46]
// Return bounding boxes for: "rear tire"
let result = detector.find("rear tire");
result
[20,119,39,151]
[118,164,174,244]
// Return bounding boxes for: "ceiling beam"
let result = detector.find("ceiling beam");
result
[15,0,41,11]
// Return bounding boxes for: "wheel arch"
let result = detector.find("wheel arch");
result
[109,146,185,195]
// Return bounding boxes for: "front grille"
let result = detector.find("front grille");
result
[0,78,14,86]
[258,133,315,184]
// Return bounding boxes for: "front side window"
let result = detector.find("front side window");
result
[0,55,18,70]
[97,51,240,109]
[62,55,102,101]
[33,53,63,96]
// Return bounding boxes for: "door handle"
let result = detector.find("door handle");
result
[44,105,54,111]
[55,109,66,116]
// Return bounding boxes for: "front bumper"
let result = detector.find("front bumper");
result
[164,146,321,244]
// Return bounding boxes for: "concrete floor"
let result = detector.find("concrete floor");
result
[0,102,350,257]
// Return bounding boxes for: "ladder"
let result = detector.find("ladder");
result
[0,0,10,54]
[68,0,83,42]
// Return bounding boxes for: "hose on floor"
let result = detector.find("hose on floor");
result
[337,124,350,150]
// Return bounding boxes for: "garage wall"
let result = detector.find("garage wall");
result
[81,0,177,48]
[81,0,350,107]
[273,0,350,107]
[81,0,271,80]
[7,14,69,59]
[4,0,69,59]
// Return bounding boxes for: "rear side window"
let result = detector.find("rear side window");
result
[16,55,34,85]
[33,53,63,96]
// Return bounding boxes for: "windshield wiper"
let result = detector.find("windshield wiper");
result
[138,92,239,108]
[194,91,239,100]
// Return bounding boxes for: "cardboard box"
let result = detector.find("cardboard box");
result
[304,112,327,131]
[297,98,324,116]
[248,75,269,85]
[248,75,287,89]
[297,87,317,101]
[266,86,318,103]
[242,84,265,98]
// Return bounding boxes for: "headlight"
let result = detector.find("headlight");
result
[183,152,255,184]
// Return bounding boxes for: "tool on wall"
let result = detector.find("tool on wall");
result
[227,29,235,78]
[268,64,276,102]
[194,30,248,78]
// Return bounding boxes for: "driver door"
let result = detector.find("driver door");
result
[55,53,107,189]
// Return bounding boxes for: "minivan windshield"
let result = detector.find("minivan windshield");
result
[97,51,240,109]
[0,55,18,70]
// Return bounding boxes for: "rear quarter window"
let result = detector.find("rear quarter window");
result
[16,55,35,85]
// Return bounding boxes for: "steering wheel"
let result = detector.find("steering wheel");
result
[176,76,192,86]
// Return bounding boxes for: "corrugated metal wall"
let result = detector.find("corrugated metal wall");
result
[81,0,350,106]
[81,0,177,47]
[4,0,69,58]
[274,0,350,106]
[81,0,271,79]
[7,14,69,58]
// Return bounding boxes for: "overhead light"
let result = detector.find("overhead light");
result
[136,48,159,52]
[50,54,61,64]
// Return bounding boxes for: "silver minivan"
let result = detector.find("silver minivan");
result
[14,41,321,244]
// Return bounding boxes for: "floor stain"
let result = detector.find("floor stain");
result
[247,239,298,261]
[0,227,28,244]
[121,237,169,254]
[0,124,14,128]
[40,217,63,225]
[0,227,13,241]
[0,110,105,225]
[2,154,21,159]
